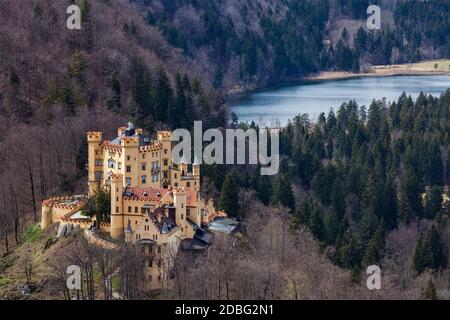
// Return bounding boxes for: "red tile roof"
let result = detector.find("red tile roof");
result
[186,189,198,207]
[124,187,171,202]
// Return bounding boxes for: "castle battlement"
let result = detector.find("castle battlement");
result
[87,131,102,142]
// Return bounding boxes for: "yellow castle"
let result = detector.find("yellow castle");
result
[41,123,226,289]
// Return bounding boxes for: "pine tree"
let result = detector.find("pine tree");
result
[362,220,386,266]
[131,58,152,123]
[256,175,272,206]
[422,279,438,300]
[412,233,426,274]
[152,65,173,124]
[323,209,340,245]
[308,206,324,241]
[413,225,447,274]
[398,168,423,222]
[424,186,443,220]
[219,173,239,219]
[271,174,295,212]
[424,225,447,271]
[107,72,122,113]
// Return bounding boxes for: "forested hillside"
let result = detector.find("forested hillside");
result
[216,91,450,298]
[136,0,450,88]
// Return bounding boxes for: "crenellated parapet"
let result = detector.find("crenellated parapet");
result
[139,142,163,153]
[121,136,140,148]
[87,131,102,143]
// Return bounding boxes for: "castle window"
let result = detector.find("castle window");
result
[187,182,190,188]
[142,154,145,159]
[163,172,168,179]
[174,173,177,179]
[135,207,138,213]
[148,259,153,268]
[118,162,122,170]
[128,206,131,213]
[157,247,161,253]
[116,207,119,213]
[142,175,147,184]
[142,163,146,171]
[126,177,131,186]
[164,159,168,166]
[95,171,103,181]
[108,159,116,168]
[126,165,131,173]
[116,197,119,201]
[164,149,168,154]
[181,214,184,220]
[181,203,184,209]
[127,156,130,161]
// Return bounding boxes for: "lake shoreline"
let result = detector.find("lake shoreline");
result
[229,73,450,127]
[305,69,450,82]
[227,59,450,97]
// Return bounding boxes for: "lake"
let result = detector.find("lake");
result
[228,75,450,126]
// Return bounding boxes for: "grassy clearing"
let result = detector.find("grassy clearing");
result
[0,275,14,287]
[21,223,42,243]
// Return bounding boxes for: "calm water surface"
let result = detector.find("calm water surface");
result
[228,75,450,126]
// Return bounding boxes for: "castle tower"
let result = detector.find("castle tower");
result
[120,136,140,187]
[193,155,200,177]
[41,202,52,229]
[173,188,187,237]
[110,173,124,239]
[179,152,190,176]
[87,131,103,196]
[157,131,172,188]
